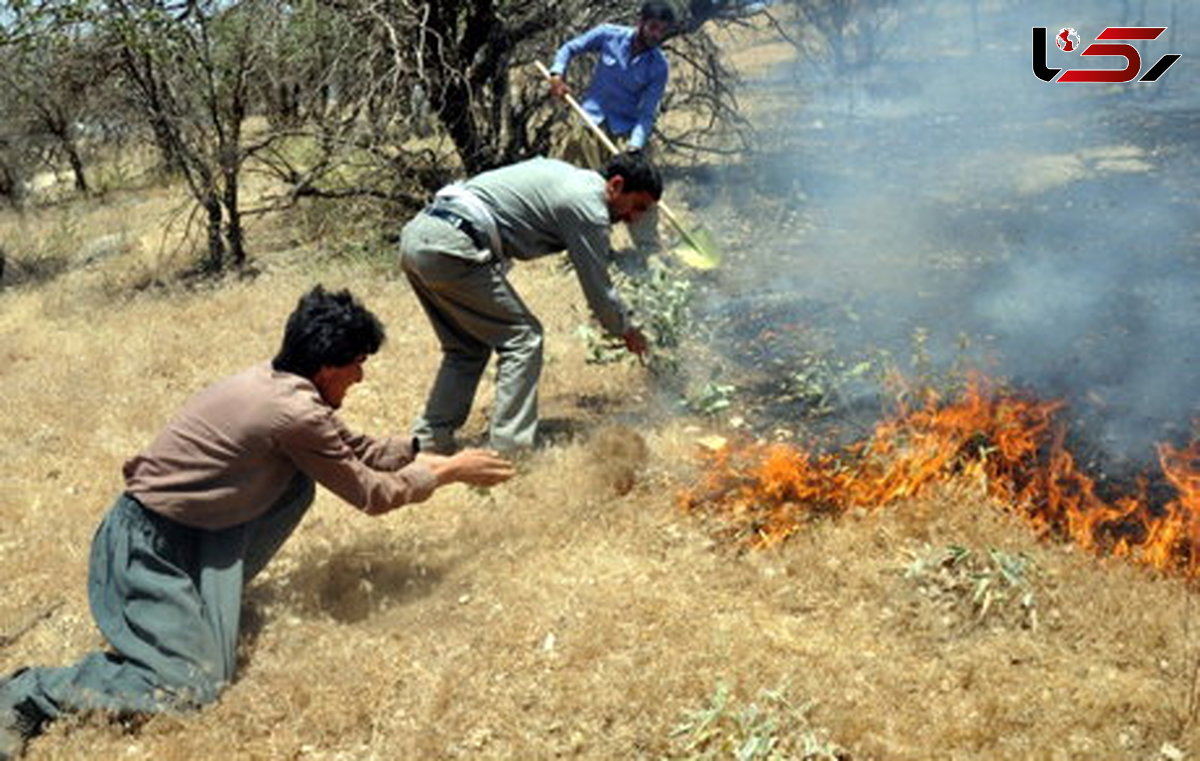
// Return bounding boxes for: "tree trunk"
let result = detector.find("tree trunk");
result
[63,137,89,194]
[121,46,188,177]
[45,108,90,193]
[420,3,504,175]
[222,160,244,269]
[430,77,495,174]
[203,195,225,273]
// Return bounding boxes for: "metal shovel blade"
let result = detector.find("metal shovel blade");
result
[671,226,721,271]
[658,202,721,271]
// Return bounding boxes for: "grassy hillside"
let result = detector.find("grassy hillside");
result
[5,9,1200,760]
[3,178,1199,761]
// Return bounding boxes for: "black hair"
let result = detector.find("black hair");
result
[272,285,386,379]
[640,0,677,23]
[602,150,664,200]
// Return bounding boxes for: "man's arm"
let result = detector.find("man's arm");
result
[279,408,511,516]
[417,450,517,488]
[335,418,419,471]
[550,24,617,91]
[561,218,631,338]
[628,57,669,149]
[562,215,649,362]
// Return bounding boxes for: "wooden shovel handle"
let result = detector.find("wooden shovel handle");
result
[536,60,621,156]
[536,59,693,244]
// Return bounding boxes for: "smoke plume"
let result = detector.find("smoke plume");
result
[699,0,1200,466]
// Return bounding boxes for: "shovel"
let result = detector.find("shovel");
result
[535,60,722,271]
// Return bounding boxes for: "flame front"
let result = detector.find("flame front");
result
[681,376,1200,575]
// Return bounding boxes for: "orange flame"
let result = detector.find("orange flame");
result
[681,376,1200,575]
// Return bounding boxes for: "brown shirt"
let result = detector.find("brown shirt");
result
[123,362,437,529]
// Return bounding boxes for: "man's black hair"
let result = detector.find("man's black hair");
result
[640,0,677,23]
[272,285,386,379]
[602,150,664,200]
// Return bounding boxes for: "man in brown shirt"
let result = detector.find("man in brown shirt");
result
[0,286,513,759]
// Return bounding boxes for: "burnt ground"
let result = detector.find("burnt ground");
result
[668,6,1200,489]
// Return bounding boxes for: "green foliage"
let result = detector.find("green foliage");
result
[579,257,695,374]
[780,351,876,418]
[576,323,628,365]
[685,379,737,416]
[871,327,980,416]
[666,682,849,760]
[622,258,695,374]
[904,543,1039,630]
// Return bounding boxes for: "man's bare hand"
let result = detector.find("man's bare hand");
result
[433,448,515,487]
[622,327,649,362]
[548,74,571,100]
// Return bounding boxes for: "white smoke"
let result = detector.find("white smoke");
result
[702,0,1200,463]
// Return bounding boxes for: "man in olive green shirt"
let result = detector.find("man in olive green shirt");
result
[400,151,657,454]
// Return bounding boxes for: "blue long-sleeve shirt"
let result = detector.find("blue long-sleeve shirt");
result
[550,24,669,149]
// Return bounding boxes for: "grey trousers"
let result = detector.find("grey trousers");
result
[400,212,543,453]
[0,472,315,733]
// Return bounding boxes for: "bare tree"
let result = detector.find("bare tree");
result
[2,0,262,271]
[248,0,753,204]
[97,0,265,272]
[0,28,112,194]
[346,0,564,174]
[3,0,756,272]
[772,0,900,75]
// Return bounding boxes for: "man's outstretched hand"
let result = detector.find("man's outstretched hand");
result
[424,449,515,487]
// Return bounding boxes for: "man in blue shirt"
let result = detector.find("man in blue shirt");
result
[548,1,674,152]
[548,2,675,254]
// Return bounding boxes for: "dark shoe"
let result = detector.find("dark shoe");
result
[416,432,459,455]
[0,705,28,760]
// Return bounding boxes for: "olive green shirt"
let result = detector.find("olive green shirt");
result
[464,157,630,336]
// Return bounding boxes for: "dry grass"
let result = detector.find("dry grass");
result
[4,21,1200,760]
[3,206,1200,761]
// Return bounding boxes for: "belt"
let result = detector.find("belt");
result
[424,206,490,253]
